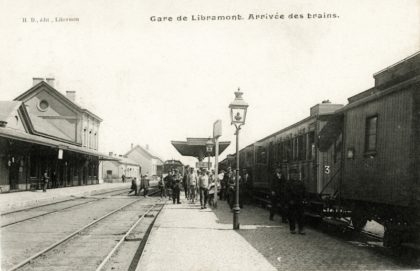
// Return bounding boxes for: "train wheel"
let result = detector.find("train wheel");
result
[351,210,368,231]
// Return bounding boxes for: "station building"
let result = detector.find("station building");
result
[0,78,104,192]
[101,152,141,183]
[125,144,164,177]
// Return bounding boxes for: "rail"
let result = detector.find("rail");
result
[6,189,159,271]
[1,189,130,228]
[96,200,165,271]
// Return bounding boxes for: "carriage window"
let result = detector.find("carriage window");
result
[297,135,306,161]
[247,150,252,163]
[256,146,267,164]
[365,116,378,153]
[285,140,292,162]
[308,132,315,160]
[277,142,283,162]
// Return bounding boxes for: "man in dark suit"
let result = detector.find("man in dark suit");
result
[285,177,306,234]
[270,168,287,223]
[172,169,182,204]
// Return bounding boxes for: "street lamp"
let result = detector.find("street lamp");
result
[206,137,214,170]
[229,88,249,230]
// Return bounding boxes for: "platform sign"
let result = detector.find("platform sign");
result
[213,120,222,138]
[196,162,212,168]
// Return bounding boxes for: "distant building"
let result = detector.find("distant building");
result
[101,152,141,183]
[0,78,104,192]
[125,144,163,177]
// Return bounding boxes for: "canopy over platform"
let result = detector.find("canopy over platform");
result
[171,138,231,161]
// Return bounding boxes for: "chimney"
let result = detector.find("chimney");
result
[145,144,149,150]
[33,77,44,86]
[109,151,113,157]
[66,91,76,102]
[131,143,134,149]
[46,78,55,88]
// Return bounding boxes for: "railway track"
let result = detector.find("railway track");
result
[1,187,129,215]
[1,188,131,228]
[5,189,162,271]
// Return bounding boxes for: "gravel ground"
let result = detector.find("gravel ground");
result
[1,194,141,270]
[211,200,419,271]
[19,200,160,271]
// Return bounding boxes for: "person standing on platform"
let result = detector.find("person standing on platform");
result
[121,174,126,183]
[42,169,50,192]
[164,170,174,199]
[188,167,198,203]
[227,169,237,209]
[221,167,232,201]
[198,170,209,209]
[270,168,286,222]
[172,169,182,204]
[183,166,189,200]
[285,177,306,234]
[241,169,251,204]
[158,176,165,198]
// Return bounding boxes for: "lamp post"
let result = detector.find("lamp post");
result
[229,88,249,230]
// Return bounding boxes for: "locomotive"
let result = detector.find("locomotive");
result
[223,51,420,249]
[162,159,184,178]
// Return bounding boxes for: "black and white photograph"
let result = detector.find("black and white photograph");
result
[0,0,419,270]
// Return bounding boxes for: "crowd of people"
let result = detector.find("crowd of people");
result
[128,175,150,197]
[159,166,220,209]
[157,165,307,235]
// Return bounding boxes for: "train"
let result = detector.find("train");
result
[220,51,420,249]
[162,159,185,178]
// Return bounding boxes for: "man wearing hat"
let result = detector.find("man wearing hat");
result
[183,166,190,200]
[172,169,182,204]
[198,169,209,209]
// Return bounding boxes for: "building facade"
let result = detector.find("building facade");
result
[125,145,163,177]
[101,153,141,183]
[0,78,103,192]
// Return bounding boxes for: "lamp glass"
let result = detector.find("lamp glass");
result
[230,107,246,125]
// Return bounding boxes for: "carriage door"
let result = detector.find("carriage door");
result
[253,142,268,189]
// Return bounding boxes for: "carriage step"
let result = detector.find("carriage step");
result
[304,212,322,218]
[322,217,349,227]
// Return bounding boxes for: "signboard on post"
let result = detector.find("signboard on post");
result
[213,119,222,138]
[196,162,212,169]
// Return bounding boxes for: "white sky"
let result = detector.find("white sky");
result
[0,0,419,166]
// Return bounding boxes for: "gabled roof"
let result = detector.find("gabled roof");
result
[14,81,102,121]
[119,156,141,166]
[0,101,21,123]
[29,115,73,141]
[125,145,164,162]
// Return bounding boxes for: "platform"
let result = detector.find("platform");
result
[137,197,277,271]
[0,182,130,213]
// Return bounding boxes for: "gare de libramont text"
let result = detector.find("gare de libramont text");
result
[150,13,339,22]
